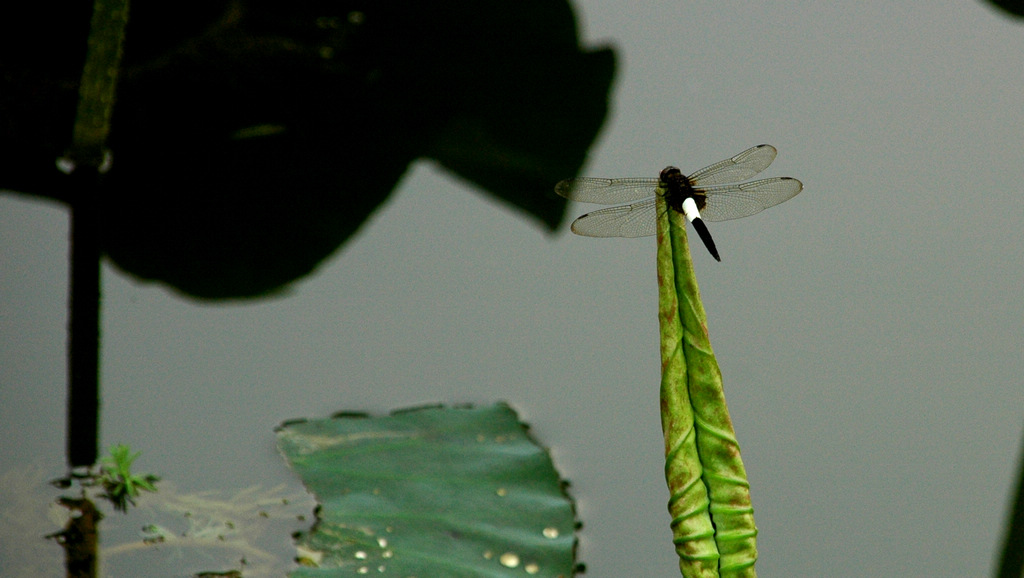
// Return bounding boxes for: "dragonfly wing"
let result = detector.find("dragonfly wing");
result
[569,197,658,237]
[555,177,660,205]
[699,177,803,222]
[688,144,778,186]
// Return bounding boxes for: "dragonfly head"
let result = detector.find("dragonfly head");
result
[659,166,682,183]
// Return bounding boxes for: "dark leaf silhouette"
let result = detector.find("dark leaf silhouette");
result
[1,0,615,298]
[982,0,1024,18]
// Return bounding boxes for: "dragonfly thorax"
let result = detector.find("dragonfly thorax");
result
[659,166,703,213]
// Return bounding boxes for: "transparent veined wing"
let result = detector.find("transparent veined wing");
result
[555,177,659,205]
[555,144,802,238]
[698,177,804,222]
[688,144,778,186]
[569,197,658,238]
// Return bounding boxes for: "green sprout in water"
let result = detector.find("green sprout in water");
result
[98,444,160,513]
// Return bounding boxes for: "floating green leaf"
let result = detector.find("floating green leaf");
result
[276,403,578,577]
[656,195,757,577]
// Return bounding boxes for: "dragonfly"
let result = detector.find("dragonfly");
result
[554,144,803,261]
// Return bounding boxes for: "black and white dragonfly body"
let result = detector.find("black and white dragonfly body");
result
[554,144,803,261]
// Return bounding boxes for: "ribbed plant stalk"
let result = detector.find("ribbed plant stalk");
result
[656,193,757,577]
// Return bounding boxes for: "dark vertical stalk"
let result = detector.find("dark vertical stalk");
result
[64,0,129,468]
[51,497,101,578]
[67,171,102,468]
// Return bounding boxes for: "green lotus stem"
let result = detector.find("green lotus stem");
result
[656,194,757,577]
[70,0,130,166]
